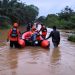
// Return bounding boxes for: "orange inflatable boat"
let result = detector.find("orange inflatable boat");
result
[21,31,50,48]
[41,40,50,48]
[18,39,25,48]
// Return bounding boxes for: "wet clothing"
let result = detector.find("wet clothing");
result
[46,30,60,47]
[8,28,20,41]
[10,41,20,48]
[8,28,20,48]
[10,28,18,38]
[30,30,38,42]
[31,33,37,41]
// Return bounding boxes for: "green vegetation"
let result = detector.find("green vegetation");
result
[0,16,11,29]
[0,0,39,29]
[1,1,75,43]
[0,0,75,30]
[37,6,75,29]
[68,35,75,42]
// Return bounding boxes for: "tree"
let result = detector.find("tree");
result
[44,14,59,27]
[37,16,46,23]
[0,0,39,27]
[58,6,73,21]
[58,6,75,29]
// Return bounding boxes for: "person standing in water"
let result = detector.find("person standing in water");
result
[7,23,21,48]
[46,26,60,47]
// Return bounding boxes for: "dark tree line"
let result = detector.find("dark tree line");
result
[0,0,39,28]
[0,1,75,30]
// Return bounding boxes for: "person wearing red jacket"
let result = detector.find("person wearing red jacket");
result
[39,24,47,39]
[7,23,21,48]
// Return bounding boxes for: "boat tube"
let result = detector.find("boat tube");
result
[18,39,25,48]
[21,31,50,48]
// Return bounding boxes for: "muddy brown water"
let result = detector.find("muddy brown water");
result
[0,28,75,75]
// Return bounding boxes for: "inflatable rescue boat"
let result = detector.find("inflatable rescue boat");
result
[18,31,50,48]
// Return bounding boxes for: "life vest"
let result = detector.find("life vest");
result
[10,28,18,37]
[8,28,20,41]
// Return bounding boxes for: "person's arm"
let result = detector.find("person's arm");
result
[46,31,52,39]
[17,29,21,37]
[58,31,60,43]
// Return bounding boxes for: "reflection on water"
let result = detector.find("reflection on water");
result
[7,49,19,75]
[23,46,50,64]
[51,47,61,64]
[7,49,18,70]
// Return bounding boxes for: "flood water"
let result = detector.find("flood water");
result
[0,28,75,75]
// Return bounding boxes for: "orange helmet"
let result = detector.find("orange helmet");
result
[13,23,18,28]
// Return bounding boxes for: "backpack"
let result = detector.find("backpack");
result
[10,28,18,37]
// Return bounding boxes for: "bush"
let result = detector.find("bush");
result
[68,35,75,42]
[0,16,11,29]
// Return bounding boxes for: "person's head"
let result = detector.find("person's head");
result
[53,26,56,30]
[31,26,36,32]
[13,23,18,28]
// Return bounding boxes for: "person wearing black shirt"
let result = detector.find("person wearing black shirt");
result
[46,26,60,47]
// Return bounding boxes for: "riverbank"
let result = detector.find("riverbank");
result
[59,29,75,42]
[60,29,75,33]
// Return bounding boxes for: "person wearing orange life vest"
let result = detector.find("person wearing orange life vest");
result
[30,27,41,46]
[36,33,44,46]
[39,24,47,39]
[31,26,45,46]
[7,23,21,48]
[30,27,37,41]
